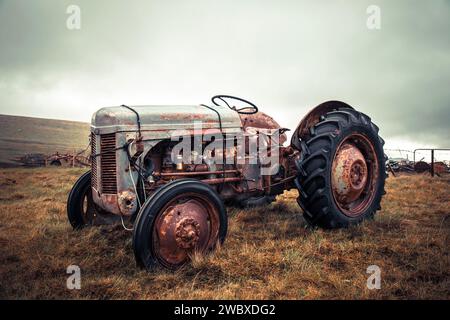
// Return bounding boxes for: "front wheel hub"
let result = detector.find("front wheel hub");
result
[153,196,217,269]
[175,218,201,249]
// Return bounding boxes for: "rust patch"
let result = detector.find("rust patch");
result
[239,112,287,145]
[117,190,137,216]
[332,143,368,205]
[175,217,201,249]
[331,134,379,217]
[159,112,214,122]
[152,194,220,269]
[290,100,354,150]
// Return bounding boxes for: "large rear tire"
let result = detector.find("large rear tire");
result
[133,179,228,271]
[295,108,387,229]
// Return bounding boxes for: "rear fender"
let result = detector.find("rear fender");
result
[290,100,354,150]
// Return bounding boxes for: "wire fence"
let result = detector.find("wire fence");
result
[385,148,450,165]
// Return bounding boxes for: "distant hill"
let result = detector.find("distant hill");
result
[0,114,90,167]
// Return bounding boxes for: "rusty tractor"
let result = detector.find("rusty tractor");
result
[67,95,387,270]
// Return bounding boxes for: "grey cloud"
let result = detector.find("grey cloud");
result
[0,0,448,147]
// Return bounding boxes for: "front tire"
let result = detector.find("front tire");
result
[295,108,387,229]
[67,171,96,229]
[133,179,228,271]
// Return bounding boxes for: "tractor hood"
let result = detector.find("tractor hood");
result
[91,104,243,134]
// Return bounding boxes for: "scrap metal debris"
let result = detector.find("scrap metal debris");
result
[13,151,90,168]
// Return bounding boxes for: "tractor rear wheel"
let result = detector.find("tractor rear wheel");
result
[133,179,228,271]
[295,108,387,229]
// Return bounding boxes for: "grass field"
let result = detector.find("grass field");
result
[0,168,448,299]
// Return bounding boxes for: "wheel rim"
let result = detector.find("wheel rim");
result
[331,133,379,217]
[151,193,220,269]
[81,189,95,225]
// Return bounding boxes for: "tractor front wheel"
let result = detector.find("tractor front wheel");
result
[133,179,228,271]
[67,171,97,229]
[295,108,387,229]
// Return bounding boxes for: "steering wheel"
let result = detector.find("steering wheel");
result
[211,95,259,114]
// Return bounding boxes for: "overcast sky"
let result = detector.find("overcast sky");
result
[0,0,449,154]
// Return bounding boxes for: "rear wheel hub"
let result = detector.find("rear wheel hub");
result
[331,134,378,217]
[332,143,368,204]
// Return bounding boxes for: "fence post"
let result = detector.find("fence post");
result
[431,149,434,177]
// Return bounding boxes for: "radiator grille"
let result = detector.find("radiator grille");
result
[91,133,98,190]
[100,133,117,194]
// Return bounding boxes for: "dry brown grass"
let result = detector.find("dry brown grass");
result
[0,168,449,299]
